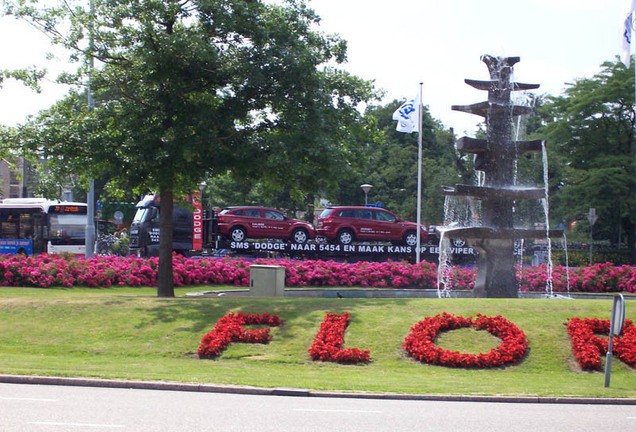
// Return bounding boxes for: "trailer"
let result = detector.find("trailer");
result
[128,194,490,263]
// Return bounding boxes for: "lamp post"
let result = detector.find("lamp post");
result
[84,0,95,259]
[199,181,207,207]
[360,184,372,206]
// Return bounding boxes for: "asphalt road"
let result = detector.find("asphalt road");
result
[1,382,635,432]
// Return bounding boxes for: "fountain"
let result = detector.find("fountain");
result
[440,55,562,298]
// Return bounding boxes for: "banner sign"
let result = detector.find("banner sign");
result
[192,191,203,251]
[225,241,477,256]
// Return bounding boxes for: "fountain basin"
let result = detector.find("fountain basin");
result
[464,79,540,91]
[437,226,563,241]
[456,137,543,154]
[442,184,546,200]
[451,101,533,117]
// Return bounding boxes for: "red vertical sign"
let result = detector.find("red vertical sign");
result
[192,191,203,251]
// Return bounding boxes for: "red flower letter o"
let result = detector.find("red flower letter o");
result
[403,312,528,368]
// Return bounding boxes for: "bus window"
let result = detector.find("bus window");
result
[19,213,34,239]
[0,220,18,239]
[49,213,87,245]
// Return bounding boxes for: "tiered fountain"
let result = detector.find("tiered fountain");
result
[441,55,562,298]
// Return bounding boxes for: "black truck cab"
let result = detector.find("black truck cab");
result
[128,194,216,257]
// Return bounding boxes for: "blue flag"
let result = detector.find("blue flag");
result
[621,0,636,67]
[392,94,420,133]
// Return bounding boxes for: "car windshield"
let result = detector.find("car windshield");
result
[319,209,333,218]
[133,208,150,223]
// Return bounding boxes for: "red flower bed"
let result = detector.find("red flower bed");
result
[308,312,370,364]
[198,312,281,359]
[403,312,529,368]
[565,317,636,370]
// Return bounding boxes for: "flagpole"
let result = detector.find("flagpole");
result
[416,82,423,264]
[85,0,95,259]
[632,10,636,257]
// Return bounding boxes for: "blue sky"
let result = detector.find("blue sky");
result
[0,0,631,136]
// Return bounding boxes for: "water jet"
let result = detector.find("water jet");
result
[441,55,562,298]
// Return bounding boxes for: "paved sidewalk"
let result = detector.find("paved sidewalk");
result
[1,374,634,405]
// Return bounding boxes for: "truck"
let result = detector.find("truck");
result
[128,194,217,257]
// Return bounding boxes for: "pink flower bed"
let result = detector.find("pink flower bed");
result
[0,254,633,293]
[517,263,636,294]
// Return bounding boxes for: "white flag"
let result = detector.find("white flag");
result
[392,94,420,133]
[621,0,636,67]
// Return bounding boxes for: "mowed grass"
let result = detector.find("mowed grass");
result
[0,286,634,398]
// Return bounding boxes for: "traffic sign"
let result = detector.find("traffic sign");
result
[588,208,598,226]
[604,294,626,387]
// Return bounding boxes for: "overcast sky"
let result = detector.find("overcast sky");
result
[0,0,631,136]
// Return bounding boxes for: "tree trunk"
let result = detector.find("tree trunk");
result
[627,217,636,264]
[157,185,175,297]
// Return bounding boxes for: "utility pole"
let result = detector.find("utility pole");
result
[85,0,95,258]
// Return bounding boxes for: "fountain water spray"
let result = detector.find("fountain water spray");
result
[441,55,563,298]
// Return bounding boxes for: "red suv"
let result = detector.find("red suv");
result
[316,206,428,246]
[217,206,316,244]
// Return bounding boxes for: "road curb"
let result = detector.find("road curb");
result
[1,374,634,405]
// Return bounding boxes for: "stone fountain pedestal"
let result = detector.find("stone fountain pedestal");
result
[442,55,562,298]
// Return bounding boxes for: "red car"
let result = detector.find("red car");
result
[217,206,316,244]
[316,206,428,246]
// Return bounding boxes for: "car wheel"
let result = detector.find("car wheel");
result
[336,229,354,245]
[403,231,418,247]
[230,226,247,242]
[291,228,309,244]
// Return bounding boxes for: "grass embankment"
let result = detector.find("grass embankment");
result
[0,286,634,398]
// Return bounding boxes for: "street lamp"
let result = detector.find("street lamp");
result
[199,181,207,207]
[85,0,95,259]
[360,184,373,206]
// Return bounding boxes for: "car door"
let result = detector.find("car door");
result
[353,208,375,239]
[263,209,288,239]
[373,209,401,240]
[243,208,265,237]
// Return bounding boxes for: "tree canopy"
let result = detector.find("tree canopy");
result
[536,58,636,258]
[3,0,378,295]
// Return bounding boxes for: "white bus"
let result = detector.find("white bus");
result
[0,198,88,255]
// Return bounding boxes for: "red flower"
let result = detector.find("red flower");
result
[308,312,370,364]
[403,312,528,368]
[198,312,281,359]
[565,317,636,370]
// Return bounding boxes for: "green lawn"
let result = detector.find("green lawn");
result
[0,286,634,398]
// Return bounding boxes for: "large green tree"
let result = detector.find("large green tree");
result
[4,0,377,296]
[536,58,636,260]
